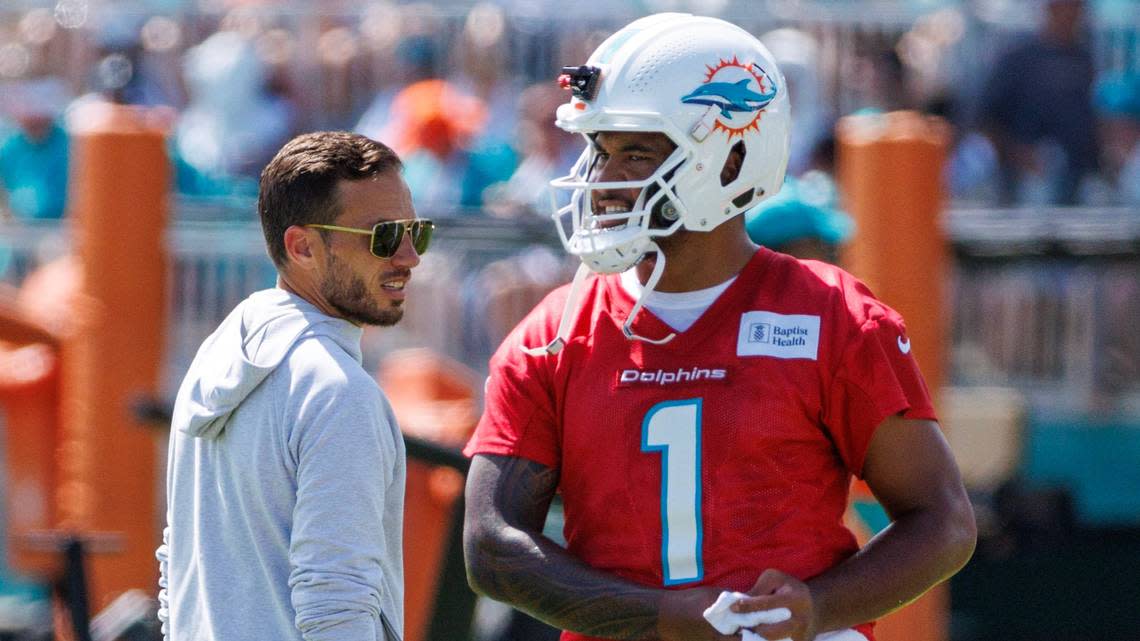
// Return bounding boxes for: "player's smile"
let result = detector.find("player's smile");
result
[590,198,637,230]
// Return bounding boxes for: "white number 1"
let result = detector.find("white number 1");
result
[641,399,704,585]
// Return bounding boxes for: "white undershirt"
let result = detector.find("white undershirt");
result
[620,268,737,333]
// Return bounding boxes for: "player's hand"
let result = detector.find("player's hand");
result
[657,586,739,641]
[732,569,819,641]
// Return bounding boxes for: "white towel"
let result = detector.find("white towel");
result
[702,591,791,641]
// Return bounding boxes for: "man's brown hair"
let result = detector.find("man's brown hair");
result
[258,131,402,267]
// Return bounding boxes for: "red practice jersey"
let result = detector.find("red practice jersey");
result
[465,248,937,641]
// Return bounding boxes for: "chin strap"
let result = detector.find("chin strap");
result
[621,246,676,345]
[520,247,677,358]
[520,262,591,357]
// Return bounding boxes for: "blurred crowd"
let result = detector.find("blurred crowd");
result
[0,0,1138,225]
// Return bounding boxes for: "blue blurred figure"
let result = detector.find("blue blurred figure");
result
[174,31,297,199]
[90,9,181,108]
[1095,72,1140,205]
[0,78,71,221]
[760,28,835,177]
[978,0,1100,205]
[482,83,579,218]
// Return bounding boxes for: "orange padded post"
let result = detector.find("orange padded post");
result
[836,110,951,641]
[57,102,170,611]
[377,348,479,641]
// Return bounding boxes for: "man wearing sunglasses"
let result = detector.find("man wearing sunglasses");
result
[159,131,429,641]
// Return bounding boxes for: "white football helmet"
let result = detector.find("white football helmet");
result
[550,12,791,274]
[523,13,791,356]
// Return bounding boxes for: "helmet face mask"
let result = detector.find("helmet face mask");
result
[551,140,688,273]
[548,13,791,275]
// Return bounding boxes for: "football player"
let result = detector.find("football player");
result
[463,13,975,641]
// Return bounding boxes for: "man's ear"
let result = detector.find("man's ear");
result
[719,140,746,186]
[283,225,324,270]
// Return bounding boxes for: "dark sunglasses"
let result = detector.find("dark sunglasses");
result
[306,219,435,258]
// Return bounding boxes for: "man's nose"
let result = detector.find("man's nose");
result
[388,229,421,269]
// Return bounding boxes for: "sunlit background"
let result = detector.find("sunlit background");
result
[0,1,1138,640]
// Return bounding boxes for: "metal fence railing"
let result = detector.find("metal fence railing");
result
[3,204,1139,414]
[946,206,1140,415]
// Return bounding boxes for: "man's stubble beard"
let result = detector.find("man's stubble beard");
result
[321,252,404,327]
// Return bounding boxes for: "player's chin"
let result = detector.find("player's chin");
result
[359,301,404,327]
[370,309,404,327]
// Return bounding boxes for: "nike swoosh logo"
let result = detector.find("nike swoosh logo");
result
[897,336,911,354]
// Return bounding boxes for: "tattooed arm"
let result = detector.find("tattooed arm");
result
[463,454,732,641]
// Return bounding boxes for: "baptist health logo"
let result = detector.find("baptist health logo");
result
[750,323,769,343]
[737,311,820,360]
[748,322,809,348]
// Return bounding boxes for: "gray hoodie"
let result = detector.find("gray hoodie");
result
[157,288,405,641]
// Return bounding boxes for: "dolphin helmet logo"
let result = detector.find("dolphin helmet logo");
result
[681,56,778,138]
[683,79,776,117]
